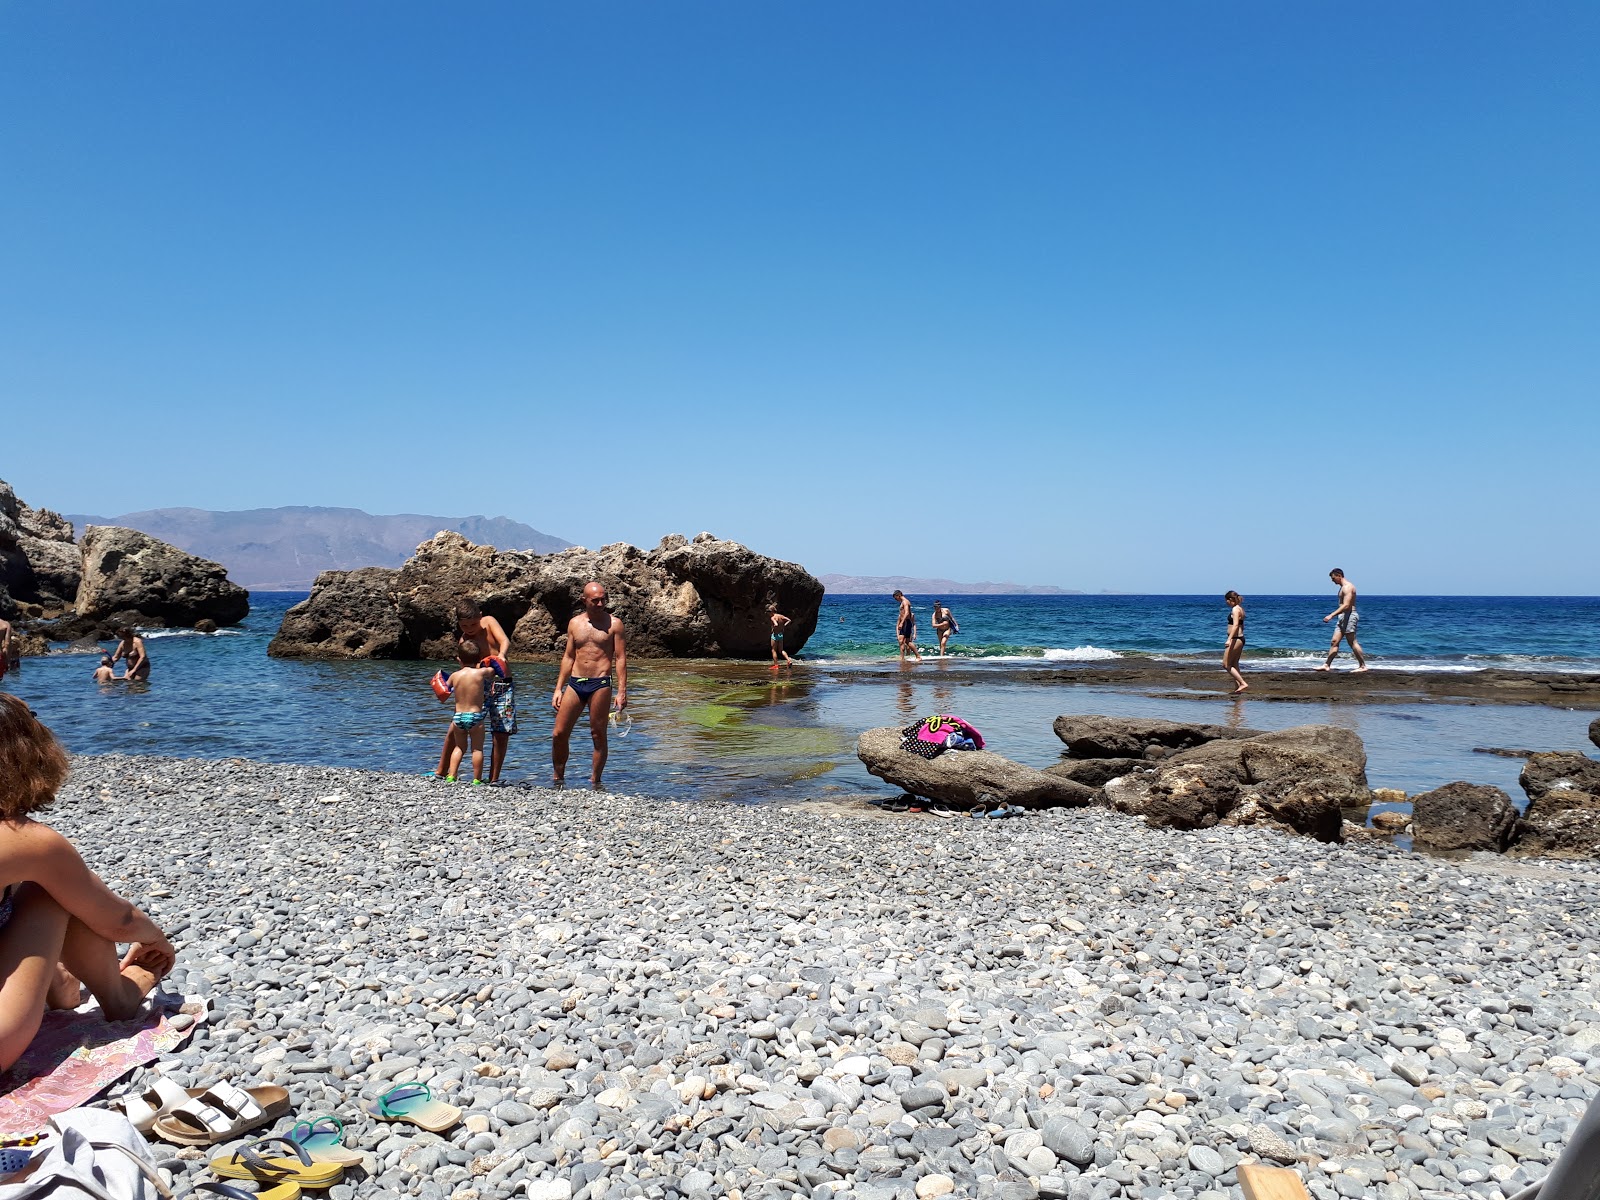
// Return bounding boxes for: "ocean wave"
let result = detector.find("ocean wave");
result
[140,627,242,640]
[985,646,1122,663]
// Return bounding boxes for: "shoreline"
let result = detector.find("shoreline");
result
[792,660,1600,709]
[58,753,1600,1200]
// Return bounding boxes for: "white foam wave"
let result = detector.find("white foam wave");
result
[987,646,1123,663]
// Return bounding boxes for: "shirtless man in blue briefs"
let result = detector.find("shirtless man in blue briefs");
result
[551,581,628,789]
[1317,568,1368,672]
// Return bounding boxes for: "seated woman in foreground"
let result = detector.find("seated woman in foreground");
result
[0,695,176,1071]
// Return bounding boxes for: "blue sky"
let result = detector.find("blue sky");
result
[3,3,1596,593]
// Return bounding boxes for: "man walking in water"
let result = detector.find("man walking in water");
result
[892,590,921,663]
[552,581,628,788]
[1318,568,1368,672]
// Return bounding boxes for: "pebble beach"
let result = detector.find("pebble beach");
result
[65,754,1600,1200]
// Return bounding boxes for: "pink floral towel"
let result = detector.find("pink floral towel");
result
[0,997,204,1137]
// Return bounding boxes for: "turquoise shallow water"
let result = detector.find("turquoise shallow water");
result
[5,593,1596,805]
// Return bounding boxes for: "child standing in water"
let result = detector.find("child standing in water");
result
[436,640,496,784]
[769,606,794,669]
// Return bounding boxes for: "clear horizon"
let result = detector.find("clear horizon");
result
[4,3,1597,594]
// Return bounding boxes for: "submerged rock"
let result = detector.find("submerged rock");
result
[271,530,823,661]
[1411,782,1518,852]
[856,727,1097,808]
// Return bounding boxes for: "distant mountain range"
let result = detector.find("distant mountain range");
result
[818,573,1080,595]
[64,506,572,591]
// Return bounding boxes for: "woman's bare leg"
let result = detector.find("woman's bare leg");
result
[59,916,157,1022]
[0,884,72,1070]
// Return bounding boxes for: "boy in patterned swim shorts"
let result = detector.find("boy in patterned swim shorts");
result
[440,640,496,784]
[452,598,517,783]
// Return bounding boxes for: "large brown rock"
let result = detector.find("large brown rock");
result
[1512,789,1600,858]
[857,727,1097,808]
[268,568,410,658]
[75,526,249,628]
[1052,716,1261,759]
[1139,764,1243,830]
[1411,782,1518,852]
[1520,752,1600,804]
[1095,722,1369,842]
[272,530,823,661]
[1591,717,1600,752]
[1165,724,1368,786]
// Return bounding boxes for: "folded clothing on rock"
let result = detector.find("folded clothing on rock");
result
[899,714,986,760]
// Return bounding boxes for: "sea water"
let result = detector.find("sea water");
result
[4,593,1596,806]
[810,593,1600,672]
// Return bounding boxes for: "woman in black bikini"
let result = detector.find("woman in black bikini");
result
[1223,591,1248,694]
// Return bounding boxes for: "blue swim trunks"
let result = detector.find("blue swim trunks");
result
[453,710,485,730]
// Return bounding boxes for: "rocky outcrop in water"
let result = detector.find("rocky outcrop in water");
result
[71,526,249,630]
[1411,782,1518,852]
[269,531,823,661]
[1052,716,1261,759]
[0,479,249,645]
[856,727,1096,808]
[1510,745,1600,857]
[0,481,81,615]
[1591,717,1600,752]
[1062,720,1370,842]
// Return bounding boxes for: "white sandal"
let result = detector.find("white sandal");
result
[151,1081,290,1146]
[118,1076,195,1134]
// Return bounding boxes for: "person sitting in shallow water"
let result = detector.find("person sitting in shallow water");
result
[0,695,176,1070]
[92,655,117,683]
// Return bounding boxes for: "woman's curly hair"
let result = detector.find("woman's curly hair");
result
[0,695,68,820]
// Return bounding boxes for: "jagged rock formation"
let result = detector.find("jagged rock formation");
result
[1057,720,1371,842]
[1510,747,1600,857]
[73,526,249,629]
[0,478,250,642]
[269,531,823,661]
[0,481,81,615]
